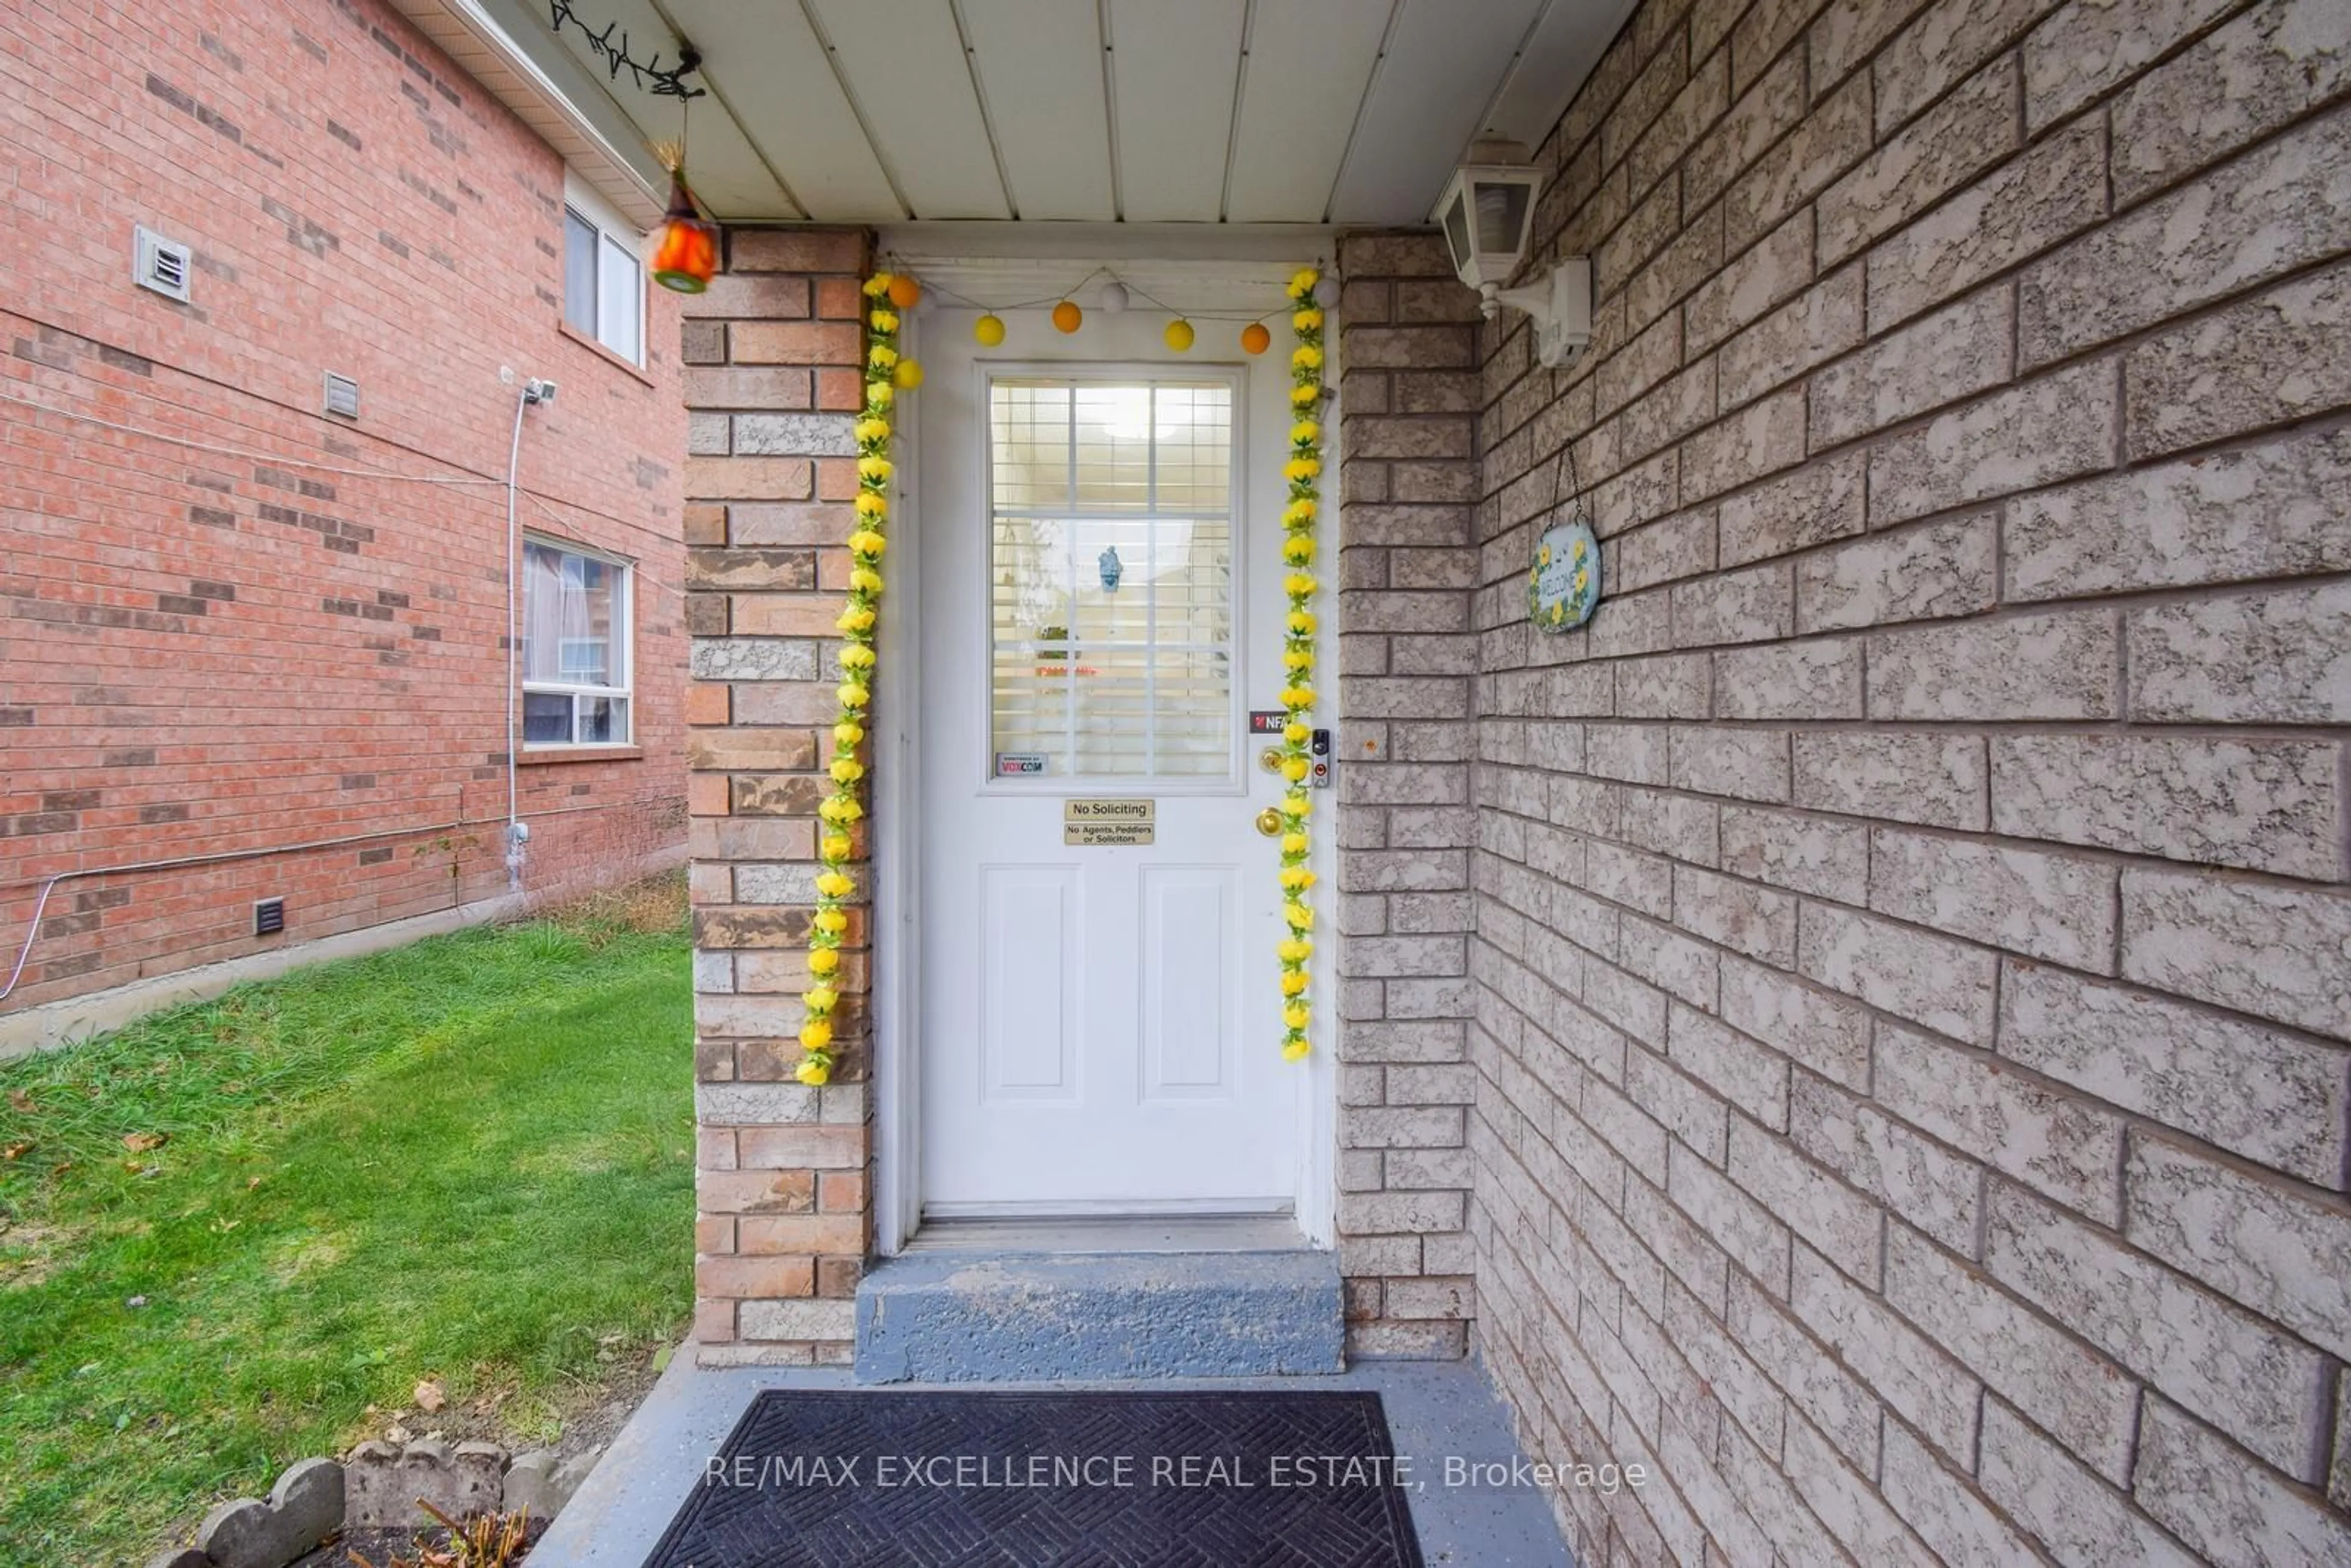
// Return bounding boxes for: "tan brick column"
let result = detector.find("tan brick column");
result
[1332,231,1487,1357]
[683,227,873,1366]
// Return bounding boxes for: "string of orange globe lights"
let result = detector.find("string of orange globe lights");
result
[786,264,1341,1086]
[906,263,1342,356]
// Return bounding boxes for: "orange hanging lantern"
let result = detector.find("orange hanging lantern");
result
[650,154,718,294]
[1240,321,1272,355]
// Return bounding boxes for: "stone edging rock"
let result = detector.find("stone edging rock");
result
[149,1441,601,1568]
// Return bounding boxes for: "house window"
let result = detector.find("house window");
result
[522,538,632,747]
[561,180,643,364]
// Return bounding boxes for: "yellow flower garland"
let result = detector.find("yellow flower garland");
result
[795,272,915,1087]
[795,268,1324,1074]
[1277,266,1327,1063]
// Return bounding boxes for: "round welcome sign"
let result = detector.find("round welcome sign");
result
[1528,511,1600,633]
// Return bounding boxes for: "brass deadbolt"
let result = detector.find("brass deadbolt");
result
[1259,746,1287,774]
[1254,807,1285,837]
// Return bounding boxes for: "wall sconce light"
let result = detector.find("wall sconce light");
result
[1431,143,1591,368]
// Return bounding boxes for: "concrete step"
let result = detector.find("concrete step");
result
[854,1248,1344,1383]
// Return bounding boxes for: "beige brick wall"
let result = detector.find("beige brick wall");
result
[1467,0,2351,1560]
[1332,236,1489,1357]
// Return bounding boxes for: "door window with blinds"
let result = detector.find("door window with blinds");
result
[986,375,1238,783]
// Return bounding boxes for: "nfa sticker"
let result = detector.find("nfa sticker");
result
[1529,511,1601,634]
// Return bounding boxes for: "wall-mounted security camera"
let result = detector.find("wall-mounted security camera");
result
[1491,258,1591,369]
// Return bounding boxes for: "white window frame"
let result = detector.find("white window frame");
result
[521,534,634,749]
[561,170,645,366]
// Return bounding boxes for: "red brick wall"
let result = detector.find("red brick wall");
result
[0,0,687,1008]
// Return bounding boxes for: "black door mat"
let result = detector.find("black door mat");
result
[640,1389,1427,1568]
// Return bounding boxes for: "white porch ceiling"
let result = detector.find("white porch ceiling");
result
[403,0,1637,228]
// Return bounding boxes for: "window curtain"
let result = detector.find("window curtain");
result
[522,543,607,686]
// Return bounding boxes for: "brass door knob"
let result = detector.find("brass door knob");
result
[1259,746,1286,774]
[1254,807,1284,837]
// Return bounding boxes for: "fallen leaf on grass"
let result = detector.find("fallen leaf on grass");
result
[469,1371,519,1416]
[2,1142,31,1161]
[7,1089,31,1112]
[415,1379,447,1414]
[122,1133,167,1153]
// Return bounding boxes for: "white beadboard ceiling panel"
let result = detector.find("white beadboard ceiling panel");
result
[1224,0,1395,224]
[418,0,1633,230]
[661,0,903,221]
[1327,0,1550,225]
[959,0,1117,220]
[812,0,1011,220]
[1484,0,1641,147]
[1106,0,1248,222]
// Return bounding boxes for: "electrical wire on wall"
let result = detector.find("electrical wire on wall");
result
[0,386,690,603]
[504,378,553,889]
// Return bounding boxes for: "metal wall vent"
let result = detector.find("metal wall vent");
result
[253,896,286,937]
[133,225,193,302]
[323,371,361,419]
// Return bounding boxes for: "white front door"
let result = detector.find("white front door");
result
[915,308,1303,1217]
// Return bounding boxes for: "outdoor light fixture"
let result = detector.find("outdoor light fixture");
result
[1431,143,1591,368]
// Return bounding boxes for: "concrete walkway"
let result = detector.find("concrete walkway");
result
[530,1352,1575,1567]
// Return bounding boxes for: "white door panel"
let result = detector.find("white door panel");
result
[978,865,1081,1099]
[1139,866,1239,1099]
[918,309,1302,1214]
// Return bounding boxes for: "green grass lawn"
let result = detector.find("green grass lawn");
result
[0,881,694,1565]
